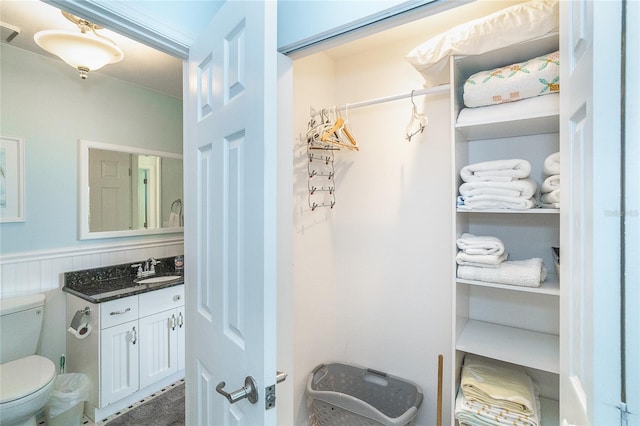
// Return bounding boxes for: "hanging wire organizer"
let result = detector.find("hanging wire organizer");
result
[306,143,337,211]
[306,110,343,211]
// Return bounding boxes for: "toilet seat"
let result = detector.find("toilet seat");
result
[0,355,56,404]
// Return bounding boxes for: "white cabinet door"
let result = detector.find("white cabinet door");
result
[139,309,178,389]
[176,308,185,372]
[100,320,139,407]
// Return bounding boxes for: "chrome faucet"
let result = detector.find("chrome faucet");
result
[145,258,157,275]
[132,258,158,278]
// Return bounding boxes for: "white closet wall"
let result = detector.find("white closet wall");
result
[292,37,453,425]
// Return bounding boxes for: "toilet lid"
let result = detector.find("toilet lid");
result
[0,355,56,403]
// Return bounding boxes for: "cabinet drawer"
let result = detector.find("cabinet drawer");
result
[100,296,139,329]
[139,285,184,317]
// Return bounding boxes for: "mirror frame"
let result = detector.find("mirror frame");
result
[79,139,183,240]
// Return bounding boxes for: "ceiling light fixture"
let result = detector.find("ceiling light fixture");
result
[34,11,124,79]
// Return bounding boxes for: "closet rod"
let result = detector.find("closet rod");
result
[311,84,450,116]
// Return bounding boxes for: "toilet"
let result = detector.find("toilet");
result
[0,294,56,426]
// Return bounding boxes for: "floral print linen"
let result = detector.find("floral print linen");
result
[463,50,560,108]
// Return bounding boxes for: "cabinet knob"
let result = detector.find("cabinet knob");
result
[110,307,131,316]
[171,314,177,331]
[173,295,181,301]
[131,326,137,345]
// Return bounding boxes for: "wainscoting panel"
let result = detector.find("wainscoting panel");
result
[0,237,184,298]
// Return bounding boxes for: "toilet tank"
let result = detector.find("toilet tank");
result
[0,294,46,364]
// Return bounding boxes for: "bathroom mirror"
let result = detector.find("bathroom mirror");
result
[79,140,183,240]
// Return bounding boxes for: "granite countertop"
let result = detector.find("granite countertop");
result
[63,257,184,303]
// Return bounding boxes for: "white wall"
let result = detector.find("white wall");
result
[292,34,453,425]
[0,44,183,254]
[291,52,341,425]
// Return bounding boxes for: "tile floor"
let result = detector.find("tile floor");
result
[38,379,185,426]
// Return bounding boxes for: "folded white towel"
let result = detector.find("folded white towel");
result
[541,189,560,204]
[543,152,560,175]
[169,212,180,227]
[541,202,560,209]
[456,250,508,268]
[459,178,538,198]
[456,233,505,256]
[460,159,531,183]
[541,174,560,193]
[458,195,536,210]
[457,258,547,287]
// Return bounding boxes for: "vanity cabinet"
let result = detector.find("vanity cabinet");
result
[66,284,185,422]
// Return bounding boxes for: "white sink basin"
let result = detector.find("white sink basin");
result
[136,275,182,284]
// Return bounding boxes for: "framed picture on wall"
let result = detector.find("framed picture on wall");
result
[0,136,25,223]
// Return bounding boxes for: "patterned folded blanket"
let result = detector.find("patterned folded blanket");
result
[460,355,539,418]
[464,50,560,108]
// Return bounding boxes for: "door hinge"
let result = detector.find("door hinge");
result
[619,402,629,426]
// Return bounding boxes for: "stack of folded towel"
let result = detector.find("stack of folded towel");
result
[456,233,507,268]
[457,159,537,210]
[540,152,560,208]
[457,233,548,287]
[455,354,542,426]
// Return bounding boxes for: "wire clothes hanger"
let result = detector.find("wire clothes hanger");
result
[336,104,359,150]
[405,90,428,142]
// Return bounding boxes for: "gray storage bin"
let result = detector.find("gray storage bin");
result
[306,362,423,426]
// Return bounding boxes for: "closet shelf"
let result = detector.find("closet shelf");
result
[456,320,559,374]
[454,33,559,79]
[457,274,559,296]
[455,113,559,141]
[456,208,559,214]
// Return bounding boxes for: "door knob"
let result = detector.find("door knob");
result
[216,376,258,404]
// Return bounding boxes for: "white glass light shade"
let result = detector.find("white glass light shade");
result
[34,30,124,72]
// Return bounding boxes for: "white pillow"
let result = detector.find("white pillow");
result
[405,0,559,87]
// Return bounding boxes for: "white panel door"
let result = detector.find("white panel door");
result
[177,308,185,371]
[88,149,132,232]
[184,1,278,425]
[624,1,640,424]
[559,1,622,424]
